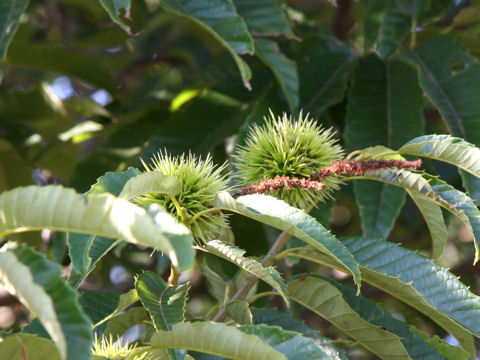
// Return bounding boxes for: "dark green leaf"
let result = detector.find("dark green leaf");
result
[103,307,150,339]
[78,291,120,333]
[155,0,254,88]
[234,0,293,38]
[399,35,480,201]
[254,39,298,111]
[345,55,424,239]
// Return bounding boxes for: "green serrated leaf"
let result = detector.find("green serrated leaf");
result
[399,135,480,178]
[135,271,189,331]
[345,55,424,240]
[0,185,194,270]
[312,274,448,359]
[155,0,253,88]
[293,239,479,357]
[288,276,410,360]
[204,240,289,305]
[150,321,287,360]
[0,0,29,59]
[226,300,253,325]
[215,192,361,289]
[0,245,92,360]
[344,169,479,263]
[378,0,411,59]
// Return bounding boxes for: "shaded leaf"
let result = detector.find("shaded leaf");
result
[204,240,289,304]
[0,245,92,360]
[399,35,480,201]
[135,271,189,331]
[299,36,353,116]
[254,39,298,111]
[345,55,424,240]
[378,0,411,59]
[98,0,133,34]
[150,321,286,360]
[79,291,120,333]
[0,139,32,193]
[215,192,361,289]
[156,0,254,88]
[411,327,470,360]
[233,0,293,38]
[226,300,253,325]
[103,307,150,339]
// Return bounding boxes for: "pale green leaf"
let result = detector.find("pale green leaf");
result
[119,171,181,200]
[0,245,92,360]
[408,192,447,259]
[150,321,287,360]
[288,277,410,360]
[204,240,289,304]
[0,334,60,360]
[0,185,194,270]
[399,134,480,178]
[155,0,253,89]
[135,271,189,331]
[314,274,449,359]
[215,192,361,289]
[226,300,253,325]
[0,0,29,59]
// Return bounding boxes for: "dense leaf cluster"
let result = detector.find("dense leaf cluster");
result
[1,1,480,360]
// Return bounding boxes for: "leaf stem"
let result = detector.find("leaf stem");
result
[275,247,307,260]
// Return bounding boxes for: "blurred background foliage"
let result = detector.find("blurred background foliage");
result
[2,0,480,356]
